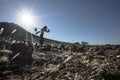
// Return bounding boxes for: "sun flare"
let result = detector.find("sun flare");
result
[16,8,39,31]
[19,10,35,26]
[21,13,33,25]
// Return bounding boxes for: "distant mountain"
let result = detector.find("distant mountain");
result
[0,22,68,45]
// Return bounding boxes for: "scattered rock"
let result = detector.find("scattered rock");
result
[0,44,120,80]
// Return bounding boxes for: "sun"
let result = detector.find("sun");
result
[18,9,35,26]
[17,8,39,31]
[20,13,33,25]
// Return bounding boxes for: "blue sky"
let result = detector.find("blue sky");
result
[0,0,120,44]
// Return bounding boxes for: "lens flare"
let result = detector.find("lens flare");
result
[18,9,35,26]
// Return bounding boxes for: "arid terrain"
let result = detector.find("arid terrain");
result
[0,22,120,80]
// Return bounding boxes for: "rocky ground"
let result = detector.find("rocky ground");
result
[0,45,120,80]
[0,22,120,80]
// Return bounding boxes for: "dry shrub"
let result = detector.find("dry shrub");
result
[74,73,83,80]
[0,56,9,62]
[90,58,99,66]
[44,64,59,73]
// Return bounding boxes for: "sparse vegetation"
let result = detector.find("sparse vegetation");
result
[81,41,89,46]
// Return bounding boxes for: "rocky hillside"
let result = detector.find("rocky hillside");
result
[0,22,69,45]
